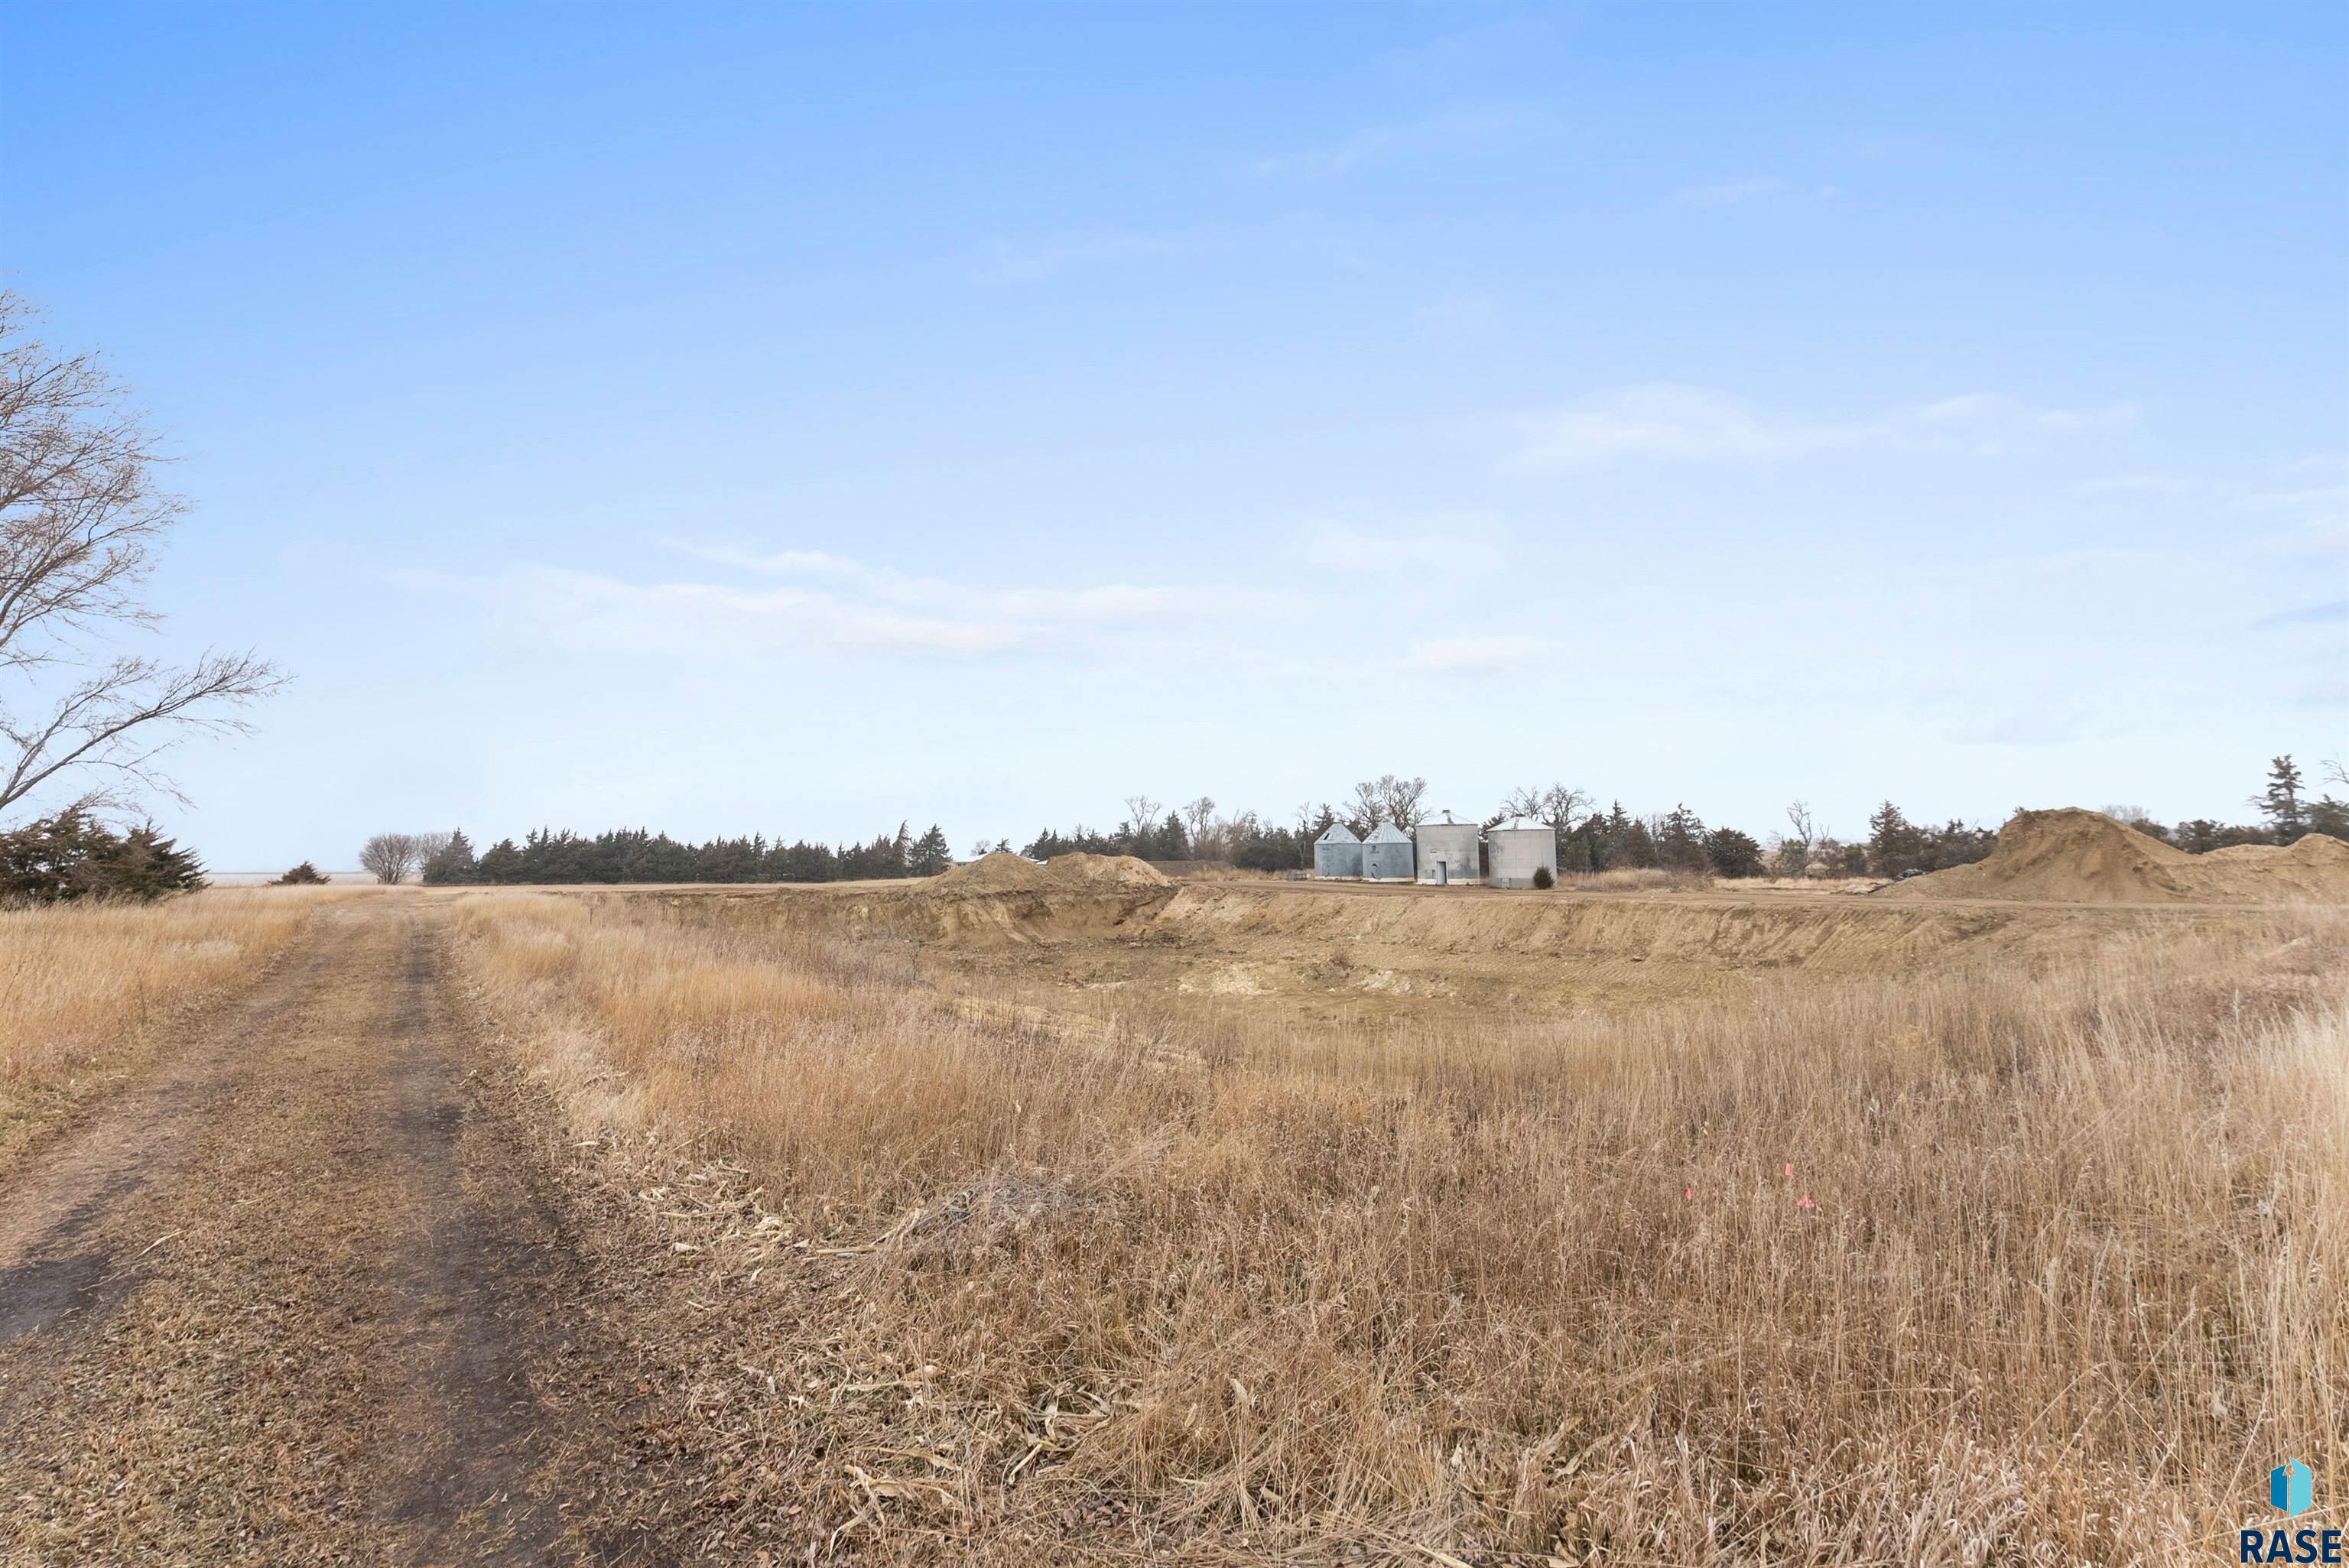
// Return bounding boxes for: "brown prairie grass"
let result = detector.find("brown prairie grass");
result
[0,888,336,1150]
[450,891,2347,1564]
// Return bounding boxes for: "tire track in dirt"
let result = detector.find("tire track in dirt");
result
[0,900,674,1566]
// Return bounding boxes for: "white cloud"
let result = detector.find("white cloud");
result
[665,541,1253,625]
[1916,393,2137,451]
[1400,635,1548,675]
[1306,525,1502,574]
[973,228,1230,285]
[1668,176,1839,207]
[1251,103,1556,180]
[438,547,1285,664]
[1415,291,1500,337]
[2071,472,2204,498]
[1511,385,2136,469]
[1514,385,1879,468]
[970,216,1360,284]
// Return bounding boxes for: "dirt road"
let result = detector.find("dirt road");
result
[0,900,688,1566]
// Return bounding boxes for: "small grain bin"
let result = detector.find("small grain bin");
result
[1486,816,1558,888]
[1312,823,1363,879]
[1362,820,1416,882]
[1415,814,1482,885]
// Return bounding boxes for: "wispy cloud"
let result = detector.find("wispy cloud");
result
[972,216,1360,284]
[973,227,1231,285]
[2071,472,2204,498]
[1399,635,1547,675]
[1668,176,1838,207]
[1513,385,1878,467]
[2255,598,2349,628]
[664,540,1251,625]
[1306,525,1502,575]
[1250,102,1556,180]
[1511,385,2136,469]
[424,544,1294,666]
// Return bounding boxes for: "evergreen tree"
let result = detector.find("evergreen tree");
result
[272,861,331,885]
[1867,801,1929,876]
[421,829,479,885]
[1618,817,1656,869]
[96,823,207,897]
[1657,805,1710,873]
[908,824,953,876]
[1703,826,1764,879]
[1599,802,1636,870]
[0,810,204,901]
[2259,755,2308,843]
[477,837,525,882]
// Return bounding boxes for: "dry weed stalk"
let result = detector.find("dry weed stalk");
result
[450,891,2347,1564]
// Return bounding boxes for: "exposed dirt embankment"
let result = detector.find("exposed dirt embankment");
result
[1884,809,2349,904]
[1148,881,2155,975]
[771,852,1179,946]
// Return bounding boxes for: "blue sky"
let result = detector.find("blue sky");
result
[5,2,2344,867]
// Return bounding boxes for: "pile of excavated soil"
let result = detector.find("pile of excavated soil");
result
[1883,809,2349,904]
[931,852,1170,895]
[934,851,1051,893]
[1039,852,1171,889]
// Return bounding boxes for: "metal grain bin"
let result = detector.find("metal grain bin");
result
[1313,823,1363,879]
[1415,818,1482,885]
[1486,816,1558,888]
[1362,820,1416,882]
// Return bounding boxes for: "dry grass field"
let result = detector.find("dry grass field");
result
[0,887,336,1163]
[443,878,2348,1564]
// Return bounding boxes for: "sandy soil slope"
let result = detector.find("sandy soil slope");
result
[1883,808,2349,904]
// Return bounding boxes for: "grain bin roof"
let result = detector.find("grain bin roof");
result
[1492,817,1549,833]
[1317,823,1361,842]
[1363,821,1412,842]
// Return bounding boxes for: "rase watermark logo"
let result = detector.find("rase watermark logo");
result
[2242,1459,2337,1564]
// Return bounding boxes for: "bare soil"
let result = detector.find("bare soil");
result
[0,901,706,1566]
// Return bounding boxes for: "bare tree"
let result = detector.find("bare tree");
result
[1772,799,1816,878]
[1183,795,1226,859]
[0,294,281,819]
[1500,782,1585,828]
[1350,774,1430,833]
[1120,794,1162,837]
[359,833,421,885]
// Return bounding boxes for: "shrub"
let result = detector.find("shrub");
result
[272,861,331,885]
[0,810,206,903]
[1531,865,1555,890]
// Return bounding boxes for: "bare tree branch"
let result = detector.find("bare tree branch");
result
[359,833,421,885]
[0,293,284,820]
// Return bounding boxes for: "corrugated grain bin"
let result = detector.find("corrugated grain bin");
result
[1415,819,1482,885]
[1313,823,1364,879]
[1362,820,1416,881]
[1486,817,1558,888]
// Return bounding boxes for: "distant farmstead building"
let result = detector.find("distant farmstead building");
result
[1415,816,1481,885]
[1362,820,1415,882]
[1486,817,1558,889]
[1312,823,1363,880]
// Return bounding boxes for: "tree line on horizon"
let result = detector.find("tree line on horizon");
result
[352,823,960,886]
[317,755,2348,891]
[1006,756,2349,881]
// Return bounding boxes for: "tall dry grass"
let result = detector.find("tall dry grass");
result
[1,888,332,1136]
[450,891,2346,1563]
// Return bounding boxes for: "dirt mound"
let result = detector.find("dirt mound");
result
[1040,852,1170,889]
[1884,810,2349,904]
[2203,832,2349,901]
[934,851,1050,893]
